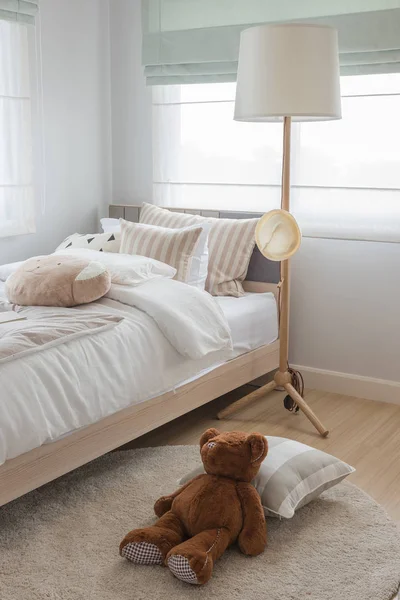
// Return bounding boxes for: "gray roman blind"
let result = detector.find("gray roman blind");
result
[142,0,400,85]
[0,0,39,25]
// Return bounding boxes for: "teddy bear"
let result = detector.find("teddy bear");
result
[119,428,268,585]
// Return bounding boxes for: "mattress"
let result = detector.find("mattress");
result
[0,287,277,464]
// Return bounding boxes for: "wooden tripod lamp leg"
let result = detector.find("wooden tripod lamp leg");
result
[217,380,276,420]
[217,117,329,438]
[285,383,329,437]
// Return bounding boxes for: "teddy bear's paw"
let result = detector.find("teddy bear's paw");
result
[120,541,163,565]
[154,496,173,517]
[167,555,200,585]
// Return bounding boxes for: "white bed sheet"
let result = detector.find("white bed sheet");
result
[0,286,277,465]
[178,292,279,388]
[216,293,278,353]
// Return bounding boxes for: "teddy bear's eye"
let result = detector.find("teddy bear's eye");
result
[207,442,216,449]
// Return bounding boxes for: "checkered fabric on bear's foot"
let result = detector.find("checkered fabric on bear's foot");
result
[120,541,163,565]
[167,554,199,584]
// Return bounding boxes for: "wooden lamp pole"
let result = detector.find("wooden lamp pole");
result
[218,117,329,438]
[274,117,329,437]
[217,23,341,436]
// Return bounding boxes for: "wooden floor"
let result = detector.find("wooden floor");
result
[124,385,400,522]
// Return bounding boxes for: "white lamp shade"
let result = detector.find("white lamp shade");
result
[234,24,341,122]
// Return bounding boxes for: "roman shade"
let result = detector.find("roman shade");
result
[0,0,39,25]
[142,0,400,85]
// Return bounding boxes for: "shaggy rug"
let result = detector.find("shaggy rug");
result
[0,446,399,600]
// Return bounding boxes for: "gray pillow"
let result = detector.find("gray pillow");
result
[179,436,355,519]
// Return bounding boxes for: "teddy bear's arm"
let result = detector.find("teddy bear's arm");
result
[236,482,267,556]
[154,474,206,517]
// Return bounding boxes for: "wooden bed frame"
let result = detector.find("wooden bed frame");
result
[0,205,280,507]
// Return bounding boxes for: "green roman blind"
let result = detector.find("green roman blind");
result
[141,0,400,85]
[0,0,39,25]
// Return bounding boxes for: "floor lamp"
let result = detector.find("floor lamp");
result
[217,24,342,437]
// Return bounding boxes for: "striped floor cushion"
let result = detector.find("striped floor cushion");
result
[139,203,258,297]
[119,219,203,283]
[179,436,355,519]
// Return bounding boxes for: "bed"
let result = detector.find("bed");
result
[0,205,280,507]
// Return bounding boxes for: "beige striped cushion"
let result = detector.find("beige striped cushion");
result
[179,436,355,519]
[119,219,202,283]
[139,203,258,297]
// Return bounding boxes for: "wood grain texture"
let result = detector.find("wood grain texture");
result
[0,343,279,507]
[279,116,291,372]
[283,382,329,437]
[217,380,277,419]
[126,386,400,523]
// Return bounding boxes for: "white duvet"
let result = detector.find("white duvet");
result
[0,251,233,465]
[107,280,231,359]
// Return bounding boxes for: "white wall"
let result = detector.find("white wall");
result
[107,2,400,391]
[0,0,112,264]
[290,237,400,383]
[109,0,152,205]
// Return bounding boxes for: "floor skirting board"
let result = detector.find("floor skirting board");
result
[292,365,400,406]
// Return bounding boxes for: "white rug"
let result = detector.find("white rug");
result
[0,446,399,600]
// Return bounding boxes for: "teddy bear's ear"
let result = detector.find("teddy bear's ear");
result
[199,428,220,448]
[247,433,268,465]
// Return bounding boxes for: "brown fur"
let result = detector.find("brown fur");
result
[120,429,268,585]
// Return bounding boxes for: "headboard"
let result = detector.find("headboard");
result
[109,205,280,294]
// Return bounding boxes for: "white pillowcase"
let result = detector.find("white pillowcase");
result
[56,231,120,253]
[192,222,211,290]
[53,248,176,286]
[100,218,120,234]
[101,217,210,290]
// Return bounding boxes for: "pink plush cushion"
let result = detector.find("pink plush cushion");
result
[5,255,111,307]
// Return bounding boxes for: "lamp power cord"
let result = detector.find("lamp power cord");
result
[283,365,304,413]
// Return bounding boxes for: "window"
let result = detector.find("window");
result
[0,20,37,238]
[152,74,400,242]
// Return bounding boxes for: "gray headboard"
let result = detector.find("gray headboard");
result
[109,205,280,286]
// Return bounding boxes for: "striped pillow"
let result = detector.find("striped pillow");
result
[139,203,258,297]
[179,436,355,519]
[119,219,203,283]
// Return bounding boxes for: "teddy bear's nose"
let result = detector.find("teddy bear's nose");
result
[207,442,216,449]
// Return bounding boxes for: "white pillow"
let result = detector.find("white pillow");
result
[53,248,176,286]
[101,218,210,290]
[56,232,120,253]
[181,221,210,289]
[179,436,355,519]
[0,261,24,282]
[100,218,120,233]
